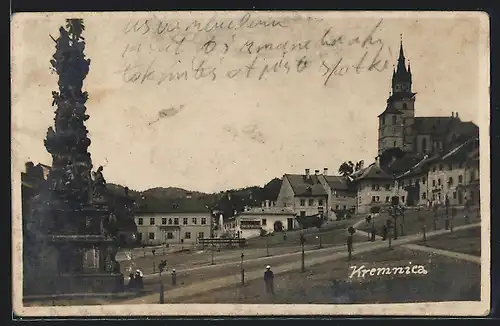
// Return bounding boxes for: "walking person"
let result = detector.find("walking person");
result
[264,265,275,295]
[135,270,144,290]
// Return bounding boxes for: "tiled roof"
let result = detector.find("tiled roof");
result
[284,174,328,197]
[384,153,425,177]
[441,138,479,164]
[353,163,392,181]
[413,117,456,135]
[395,154,439,179]
[137,197,212,214]
[322,175,350,191]
[239,206,295,216]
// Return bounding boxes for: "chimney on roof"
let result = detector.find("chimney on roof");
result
[456,112,459,120]
[305,168,310,179]
[314,169,320,175]
[323,168,328,175]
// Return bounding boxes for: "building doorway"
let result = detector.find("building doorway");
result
[287,218,294,230]
[458,190,464,205]
[274,221,284,232]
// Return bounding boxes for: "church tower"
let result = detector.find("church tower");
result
[377,36,416,155]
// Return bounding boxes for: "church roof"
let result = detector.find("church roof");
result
[413,116,456,135]
[284,174,328,197]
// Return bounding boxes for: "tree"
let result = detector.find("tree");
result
[338,161,355,176]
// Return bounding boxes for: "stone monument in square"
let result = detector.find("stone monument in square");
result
[23,19,124,295]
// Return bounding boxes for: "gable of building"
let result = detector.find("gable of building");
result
[284,173,328,197]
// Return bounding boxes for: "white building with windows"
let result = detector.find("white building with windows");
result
[223,204,297,239]
[134,199,212,245]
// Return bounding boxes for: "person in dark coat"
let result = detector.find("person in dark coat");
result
[382,225,388,241]
[264,265,275,294]
[135,270,144,290]
[127,273,136,291]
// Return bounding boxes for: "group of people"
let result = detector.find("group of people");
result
[127,269,144,291]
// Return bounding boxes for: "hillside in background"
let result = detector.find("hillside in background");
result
[107,177,283,216]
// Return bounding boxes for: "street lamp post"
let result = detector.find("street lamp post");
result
[387,219,392,249]
[211,244,215,265]
[266,236,270,257]
[300,234,306,273]
[240,253,245,285]
[158,260,166,304]
[316,235,322,249]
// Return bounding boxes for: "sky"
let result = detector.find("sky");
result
[11,12,489,193]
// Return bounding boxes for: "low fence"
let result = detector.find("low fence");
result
[198,238,247,249]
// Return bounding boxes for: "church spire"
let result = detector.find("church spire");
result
[391,34,412,94]
[396,34,407,74]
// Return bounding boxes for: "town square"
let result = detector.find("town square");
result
[11,12,488,314]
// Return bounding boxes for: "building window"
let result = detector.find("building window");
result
[393,141,397,147]
[392,115,397,124]
[148,232,155,240]
[318,199,324,206]
[174,218,179,225]
[300,211,306,217]
[300,199,305,206]
[198,232,204,239]
[262,219,267,226]
[448,177,453,186]
[453,192,457,199]
[422,177,426,184]
[201,217,207,225]
[149,218,155,225]
[432,179,436,187]
[458,175,463,184]
[422,192,426,200]
[183,218,188,225]
[168,218,172,225]
[192,217,197,224]
[308,199,314,206]
[162,218,167,225]
[167,232,174,239]
[372,196,376,202]
[137,233,143,242]
[335,205,339,210]
[437,179,441,186]
[401,196,405,203]
[382,116,385,125]
[343,205,347,210]
[385,196,390,203]
[138,218,143,225]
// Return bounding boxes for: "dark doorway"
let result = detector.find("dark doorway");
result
[287,218,294,230]
[458,190,464,205]
[274,221,284,232]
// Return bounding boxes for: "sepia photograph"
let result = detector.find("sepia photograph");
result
[11,11,490,316]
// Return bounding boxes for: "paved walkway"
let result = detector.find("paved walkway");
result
[354,219,481,264]
[402,243,481,264]
[120,222,481,304]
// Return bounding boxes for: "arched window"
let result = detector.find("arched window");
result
[402,103,408,109]
[393,141,397,147]
[448,177,453,186]
[422,138,427,152]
